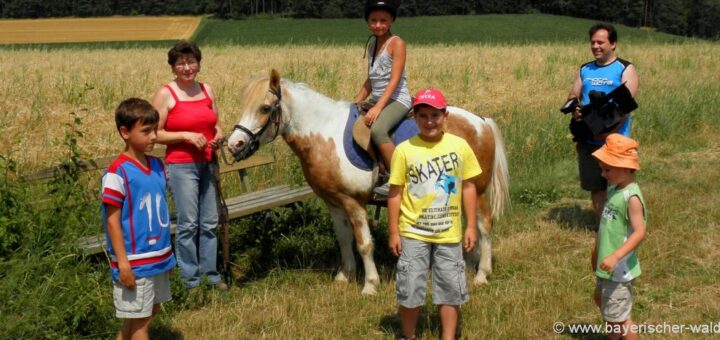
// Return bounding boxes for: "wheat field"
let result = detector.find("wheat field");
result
[0,16,201,44]
[1,42,719,338]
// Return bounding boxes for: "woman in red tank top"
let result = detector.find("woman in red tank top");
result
[151,41,227,291]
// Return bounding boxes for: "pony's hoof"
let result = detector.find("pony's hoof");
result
[334,271,351,283]
[361,284,378,296]
[473,272,489,286]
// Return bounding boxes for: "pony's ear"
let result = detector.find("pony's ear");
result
[270,69,281,91]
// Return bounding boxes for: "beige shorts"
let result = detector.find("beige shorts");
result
[596,277,633,323]
[113,271,172,319]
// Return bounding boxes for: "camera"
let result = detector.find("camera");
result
[562,84,638,141]
[560,97,579,114]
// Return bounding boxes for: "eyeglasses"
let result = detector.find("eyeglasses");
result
[174,60,198,69]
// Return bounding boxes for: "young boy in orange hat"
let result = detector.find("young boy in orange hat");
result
[591,133,646,340]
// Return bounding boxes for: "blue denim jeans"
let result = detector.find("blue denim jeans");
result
[167,162,220,288]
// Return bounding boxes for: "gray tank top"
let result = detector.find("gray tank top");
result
[367,36,411,108]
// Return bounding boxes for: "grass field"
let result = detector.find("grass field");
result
[194,14,687,46]
[0,16,201,44]
[1,15,719,338]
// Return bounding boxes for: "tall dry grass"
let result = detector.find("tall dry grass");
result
[4,43,717,169]
[1,42,719,338]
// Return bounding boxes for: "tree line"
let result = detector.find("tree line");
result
[1,0,718,39]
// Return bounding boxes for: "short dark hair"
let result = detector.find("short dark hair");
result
[589,23,617,44]
[115,98,159,132]
[167,40,202,66]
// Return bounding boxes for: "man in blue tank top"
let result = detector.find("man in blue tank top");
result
[566,23,639,219]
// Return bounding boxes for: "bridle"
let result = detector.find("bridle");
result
[225,85,283,162]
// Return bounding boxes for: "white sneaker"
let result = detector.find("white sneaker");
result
[373,182,390,197]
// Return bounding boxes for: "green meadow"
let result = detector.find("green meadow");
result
[0,14,718,338]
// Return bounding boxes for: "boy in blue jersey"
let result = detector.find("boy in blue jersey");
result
[102,98,176,339]
[567,23,639,219]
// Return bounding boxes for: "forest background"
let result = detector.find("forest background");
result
[1,0,719,40]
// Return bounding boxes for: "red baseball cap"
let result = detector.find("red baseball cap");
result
[412,88,447,110]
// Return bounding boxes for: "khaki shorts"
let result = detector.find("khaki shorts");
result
[596,277,633,323]
[113,271,172,319]
[577,142,607,191]
[396,237,468,308]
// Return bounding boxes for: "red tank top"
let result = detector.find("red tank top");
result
[164,83,217,163]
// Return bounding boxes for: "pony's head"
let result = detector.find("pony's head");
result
[227,69,285,161]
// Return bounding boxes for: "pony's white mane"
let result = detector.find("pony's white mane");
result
[281,80,349,136]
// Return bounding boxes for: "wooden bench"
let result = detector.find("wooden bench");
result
[23,148,315,255]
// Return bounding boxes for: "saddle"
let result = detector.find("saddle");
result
[344,102,418,171]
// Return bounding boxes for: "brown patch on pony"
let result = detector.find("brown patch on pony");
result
[444,114,495,193]
[284,132,369,245]
[445,114,497,230]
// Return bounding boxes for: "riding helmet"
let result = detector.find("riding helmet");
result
[364,0,398,21]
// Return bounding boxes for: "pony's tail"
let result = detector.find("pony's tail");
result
[486,118,510,219]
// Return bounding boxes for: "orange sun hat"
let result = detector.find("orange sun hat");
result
[592,133,640,170]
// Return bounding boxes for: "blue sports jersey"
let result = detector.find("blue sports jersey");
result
[580,58,633,144]
[101,154,176,281]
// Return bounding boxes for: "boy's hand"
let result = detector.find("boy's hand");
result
[599,254,619,273]
[463,227,477,253]
[388,233,402,257]
[119,264,136,289]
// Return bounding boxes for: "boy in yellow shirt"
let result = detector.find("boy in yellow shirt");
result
[387,88,480,340]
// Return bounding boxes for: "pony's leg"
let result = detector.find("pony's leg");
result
[343,201,380,295]
[328,205,356,283]
[474,194,493,286]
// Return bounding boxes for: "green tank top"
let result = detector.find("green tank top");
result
[595,182,646,282]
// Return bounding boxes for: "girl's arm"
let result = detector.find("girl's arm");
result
[354,78,371,103]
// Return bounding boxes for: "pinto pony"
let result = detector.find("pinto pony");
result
[227,70,509,295]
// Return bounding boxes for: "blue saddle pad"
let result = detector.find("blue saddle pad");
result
[343,105,419,171]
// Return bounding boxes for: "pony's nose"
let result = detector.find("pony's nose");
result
[232,139,245,152]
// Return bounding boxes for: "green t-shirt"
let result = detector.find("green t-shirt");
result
[595,182,646,282]
[389,133,482,243]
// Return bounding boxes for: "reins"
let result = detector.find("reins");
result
[213,85,284,282]
[211,153,232,283]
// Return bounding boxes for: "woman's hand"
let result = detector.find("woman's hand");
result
[184,132,208,149]
[208,131,224,150]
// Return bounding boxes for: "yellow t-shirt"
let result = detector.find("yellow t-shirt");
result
[389,133,482,243]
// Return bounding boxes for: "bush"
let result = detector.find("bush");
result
[0,112,120,337]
